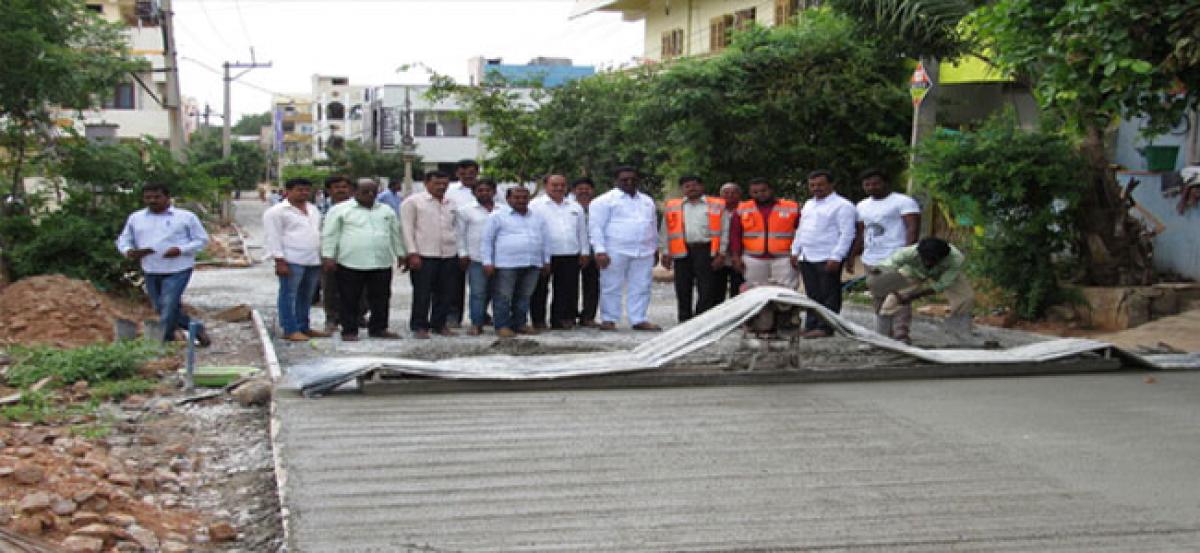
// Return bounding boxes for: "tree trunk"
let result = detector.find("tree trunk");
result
[1076,124,1154,285]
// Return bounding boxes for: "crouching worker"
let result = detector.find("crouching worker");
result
[867,237,974,343]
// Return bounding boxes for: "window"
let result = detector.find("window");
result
[661,28,684,59]
[317,104,323,120]
[104,83,135,110]
[86,4,103,13]
[425,122,438,136]
[282,121,295,133]
[709,15,735,52]
[774,0,818,24]
[735,7,756,31]
[326,102,345,120]
[331,77,348,86]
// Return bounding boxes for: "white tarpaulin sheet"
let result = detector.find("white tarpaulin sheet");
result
[281,287,1177,397]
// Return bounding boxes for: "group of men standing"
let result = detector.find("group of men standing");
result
[259,161,670,341]
[662,169,974,343]
[119,160,973,347]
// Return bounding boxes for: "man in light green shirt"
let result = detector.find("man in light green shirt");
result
[867,237,974,343]
[320,180,407,341]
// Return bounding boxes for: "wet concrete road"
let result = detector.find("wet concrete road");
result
[198,200,1200,551]
[275,373,1200,551]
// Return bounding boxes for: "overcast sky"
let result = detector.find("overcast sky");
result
[171,0,644,121]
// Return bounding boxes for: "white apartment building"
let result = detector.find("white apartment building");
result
[310,75,368,161]
[362,85,485,174]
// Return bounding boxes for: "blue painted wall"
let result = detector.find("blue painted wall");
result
[1113,115,1191,171]
[482,65,595,88]
[1118,171,1200,280]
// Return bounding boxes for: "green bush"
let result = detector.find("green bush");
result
[1,138,220,293]
[6,340,165,388]
[913,112,1086,319]
[6,208,136,292]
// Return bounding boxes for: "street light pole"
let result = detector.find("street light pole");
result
[222,56,273,159]
[400,86,416,196]
[160,0,186,159]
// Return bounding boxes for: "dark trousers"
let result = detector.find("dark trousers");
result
[335,265,392,336]
[447,262,466,325]
[711,265,745,306]
[798,260,844,332]
[579,257,599,322]
[672,244,717,322]
[531,255,581,327]
[321,268,368,331]
[409,256,457,332]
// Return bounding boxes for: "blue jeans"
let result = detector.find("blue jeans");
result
[144,269,198,342]
[466,261,494,328]
[277,263,322,334]
[492,266,540,331]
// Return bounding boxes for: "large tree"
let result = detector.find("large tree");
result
[433,12,910,198]
[0,0,144,196]
[974,0,1200,284]
[635,12,911,197]
[187,127,267,191]
[231,111,272,136]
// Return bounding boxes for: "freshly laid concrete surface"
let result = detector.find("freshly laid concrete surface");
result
[275,373,1200,551]
[202,201,1200,551]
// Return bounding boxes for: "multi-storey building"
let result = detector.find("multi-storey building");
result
[362,85,483,175]
[310,75,368,161]
[572,0,821,63]
[270,94,315,165]
[65,0,173,142]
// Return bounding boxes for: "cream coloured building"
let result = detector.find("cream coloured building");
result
[62,1,173,141]
[572,0,820,63]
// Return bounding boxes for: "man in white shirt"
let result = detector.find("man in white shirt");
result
[529,173,590,330]
[116,183,211,345]
[589,166,661,331]
[481,187,552,338]
[444,159,480,328]
[852,169,921,341]
[790,170,857,338]
[455,179,498,335]
[263,178,328,342]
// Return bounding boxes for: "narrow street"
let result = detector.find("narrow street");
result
[192,200,1200,551]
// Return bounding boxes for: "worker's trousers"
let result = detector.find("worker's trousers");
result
[741,255,798,289]
[867,268,975,338]
[599,252,655,325]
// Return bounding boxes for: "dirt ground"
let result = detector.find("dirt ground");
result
[0,275,156,349]
[0,275,281,553]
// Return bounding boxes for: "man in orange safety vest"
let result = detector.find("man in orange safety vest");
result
[730,177,800,289]
[659,176,729,322]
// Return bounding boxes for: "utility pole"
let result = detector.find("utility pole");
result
[160,0,187,159]
[223,55,272,158]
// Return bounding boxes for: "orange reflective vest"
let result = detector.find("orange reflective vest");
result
[664,197,724,258]
[737,199,799,256]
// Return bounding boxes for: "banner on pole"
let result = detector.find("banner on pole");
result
[910,62,933,107]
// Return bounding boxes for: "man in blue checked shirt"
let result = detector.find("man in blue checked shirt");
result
[116,183,211,345]
[480,187,552,338]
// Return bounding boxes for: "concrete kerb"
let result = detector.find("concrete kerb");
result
[251,307,291,550]
[230,222,255,266]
